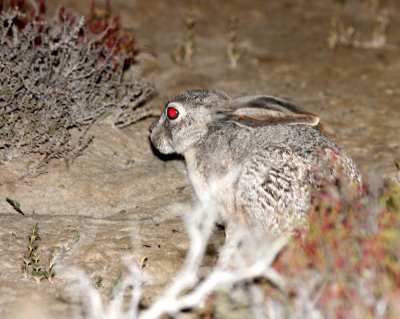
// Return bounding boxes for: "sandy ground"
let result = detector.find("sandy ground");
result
[0,0,399,317]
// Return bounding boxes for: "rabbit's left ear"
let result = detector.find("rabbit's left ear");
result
[217,95,320,127]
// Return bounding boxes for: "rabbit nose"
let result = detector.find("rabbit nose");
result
[149,118,158,133]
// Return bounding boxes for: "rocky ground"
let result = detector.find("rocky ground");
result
[0,0,399,318]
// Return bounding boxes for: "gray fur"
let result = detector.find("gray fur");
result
[150,89,361,236]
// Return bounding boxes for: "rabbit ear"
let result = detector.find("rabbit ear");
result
[217,95,320,127]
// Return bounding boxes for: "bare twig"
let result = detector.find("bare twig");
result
[6,197,25,215]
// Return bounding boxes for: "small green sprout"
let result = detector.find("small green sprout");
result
[108,271,123,299]
[21,223,79,284]
[94,275,103,288]
[31,271,45,284]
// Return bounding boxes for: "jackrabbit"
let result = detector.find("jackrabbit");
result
[150,89,361,235]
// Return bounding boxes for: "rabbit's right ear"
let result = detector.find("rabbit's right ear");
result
[216,95,320,128]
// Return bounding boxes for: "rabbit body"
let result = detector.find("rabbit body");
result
[150,90,361,235]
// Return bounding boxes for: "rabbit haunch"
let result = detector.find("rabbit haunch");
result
[150,89,361,235]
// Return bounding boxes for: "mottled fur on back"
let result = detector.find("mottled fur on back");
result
[150,89,361,236]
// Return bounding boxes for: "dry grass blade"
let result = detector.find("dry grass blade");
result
[6,197,25,215]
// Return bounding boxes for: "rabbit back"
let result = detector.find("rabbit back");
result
[189,123,360,235]
[236,145,310,234]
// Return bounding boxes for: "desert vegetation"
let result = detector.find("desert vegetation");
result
[328,0,391,49]
[0,0,153,178]
[58,172,400,319]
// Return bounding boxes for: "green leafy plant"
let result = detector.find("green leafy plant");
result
[94,275,104,288]
[21,223,79,283]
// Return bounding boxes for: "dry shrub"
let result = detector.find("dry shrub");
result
[273,178,400,318]
[328,0,391,50]
[0,1,153,176]
[86,0,138,69]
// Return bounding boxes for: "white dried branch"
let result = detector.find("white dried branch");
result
[61,171,289,319]
[153,174,286,318]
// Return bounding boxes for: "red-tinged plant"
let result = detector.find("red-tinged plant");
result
[274,179,400,318]
[0,0,45,20]
[0,3,153,178]
[86,0,138,69]
[0,0,138,68]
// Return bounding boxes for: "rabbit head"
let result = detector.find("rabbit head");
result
[150,89,320,155]
[150,89,230,154]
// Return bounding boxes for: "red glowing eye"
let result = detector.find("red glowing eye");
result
[167,107,179,120]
